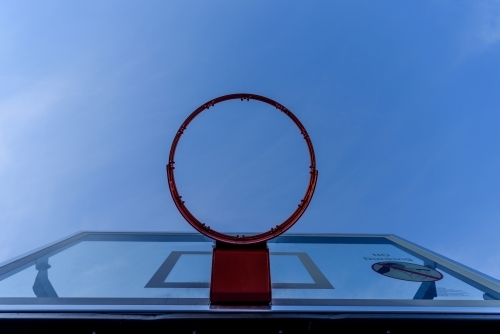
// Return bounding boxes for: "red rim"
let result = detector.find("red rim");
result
[167,93,318,244]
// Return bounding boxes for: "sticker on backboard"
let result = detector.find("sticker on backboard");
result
[372,262,443,282]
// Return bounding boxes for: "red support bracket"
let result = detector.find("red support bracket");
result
[210,241,271,305]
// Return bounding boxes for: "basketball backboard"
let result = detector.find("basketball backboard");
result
[0,232,498,313]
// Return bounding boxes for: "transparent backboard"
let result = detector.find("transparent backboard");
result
[0,232,499,313]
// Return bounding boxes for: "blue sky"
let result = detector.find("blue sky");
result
[0,1,499,279]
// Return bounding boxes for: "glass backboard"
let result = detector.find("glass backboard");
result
[0,232,499,313]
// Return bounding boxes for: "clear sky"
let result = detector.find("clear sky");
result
[0,1,499,279]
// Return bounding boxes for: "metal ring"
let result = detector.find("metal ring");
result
[167,93,318,244]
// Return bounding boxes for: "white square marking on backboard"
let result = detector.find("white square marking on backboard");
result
[270,254,314,284]
[165,254,212,283]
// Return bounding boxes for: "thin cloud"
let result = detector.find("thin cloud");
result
[475,1,500,47]
[459,0,500,58]
[0,77,69,172]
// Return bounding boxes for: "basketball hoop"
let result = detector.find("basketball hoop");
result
[167,93,318,304]
[167,93,318,245]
